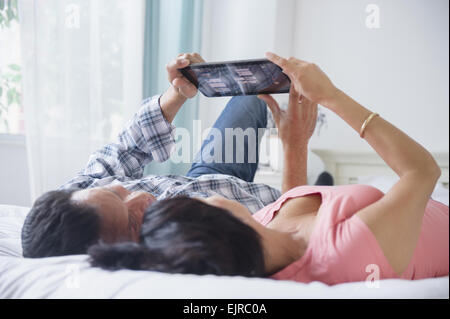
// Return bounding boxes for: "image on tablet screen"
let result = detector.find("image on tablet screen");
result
[183,60,290,97]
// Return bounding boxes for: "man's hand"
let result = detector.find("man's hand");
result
[167,52,205,99]
[160,53,206,122]
[258,85,318,149]
[258,86,318,193]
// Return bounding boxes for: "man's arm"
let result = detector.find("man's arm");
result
[61,53,206,190]
[282,145,308,194]
[160,52,206,121]
[258,88,318,194]
[60,94,177,190]
[160,85,187,123]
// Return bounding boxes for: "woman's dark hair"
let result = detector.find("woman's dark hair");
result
[88,197,266,277]
[22,190,101,258]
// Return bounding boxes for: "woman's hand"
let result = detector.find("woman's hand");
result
[265,52,339,106]
[258,86,318,148]
[166,52,205,99]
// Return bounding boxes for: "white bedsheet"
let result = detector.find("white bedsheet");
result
[0,180,448,299]
[0,254,448,299]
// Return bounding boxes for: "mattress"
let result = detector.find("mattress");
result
[0,182,448,299]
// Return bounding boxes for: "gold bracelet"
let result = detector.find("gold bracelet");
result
[360,113,379,138]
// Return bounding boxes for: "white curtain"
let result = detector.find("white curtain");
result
[18,0,144,200]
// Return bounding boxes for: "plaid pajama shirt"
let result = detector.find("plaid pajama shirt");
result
[60,95,281,213]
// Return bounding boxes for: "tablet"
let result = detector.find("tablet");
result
[179,58,291,97]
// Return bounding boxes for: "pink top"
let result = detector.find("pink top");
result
[253,185,449,285]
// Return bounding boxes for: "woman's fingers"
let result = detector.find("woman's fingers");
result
[266,52,290,70]
[266,52,304,96]
[266,52,306,72]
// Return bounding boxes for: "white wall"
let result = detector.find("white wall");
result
[1,1,448,207]
[199,0,449,155]
[0,135,31,206]
[294,0,449,152]
[198,0,297,129]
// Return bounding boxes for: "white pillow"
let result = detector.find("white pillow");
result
[0,254,448,298]
[0,205,28,257]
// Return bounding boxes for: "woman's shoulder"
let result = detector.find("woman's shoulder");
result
[332,184,385,208]
[283,184,385,207]
[313,184,384,224]
[252,184,385,226]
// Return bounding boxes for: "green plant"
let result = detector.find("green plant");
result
[0,0,18,28]
[0,64,21,131]
[0,0,21,132]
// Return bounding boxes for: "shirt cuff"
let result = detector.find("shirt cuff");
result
[138,95,176,162]
[157,95,177,132]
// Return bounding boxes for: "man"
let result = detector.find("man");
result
[21,53,285,258]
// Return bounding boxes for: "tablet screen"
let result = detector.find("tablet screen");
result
[179,59,291,97]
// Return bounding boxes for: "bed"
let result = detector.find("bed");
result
[0,150,448,299]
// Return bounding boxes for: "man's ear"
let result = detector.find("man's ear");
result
[125,192,155,211]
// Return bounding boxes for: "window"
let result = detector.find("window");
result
[0,0,23,134]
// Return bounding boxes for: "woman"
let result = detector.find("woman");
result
[89,53,449,284]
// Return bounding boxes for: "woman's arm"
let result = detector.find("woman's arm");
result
[327,90,440,180]
[329,90,440,275]
[266,52,441,275]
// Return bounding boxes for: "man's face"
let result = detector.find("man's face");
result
[71,185,156,243]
